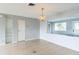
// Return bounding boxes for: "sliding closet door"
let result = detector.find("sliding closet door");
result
[17,19,25,41]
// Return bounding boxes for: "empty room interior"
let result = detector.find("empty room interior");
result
[0,3,79,55]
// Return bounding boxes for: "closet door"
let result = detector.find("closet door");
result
[0,17,5,44]
[6,19,13,44]
[17,19,25,41]
[6,18,17,44]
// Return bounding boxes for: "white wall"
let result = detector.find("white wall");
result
[6,16,40,42]
[25,18,40,40]
[40,9,79,52]
[0,15,40,44]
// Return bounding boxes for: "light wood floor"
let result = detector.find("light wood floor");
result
[0,39,79,55]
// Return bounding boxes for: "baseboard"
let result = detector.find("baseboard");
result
[25,38,39,41]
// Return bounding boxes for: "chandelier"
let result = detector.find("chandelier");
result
[40,8,45,21]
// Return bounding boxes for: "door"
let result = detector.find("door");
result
[17,19,25,41]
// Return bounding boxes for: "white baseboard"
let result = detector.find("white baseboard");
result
[25,38,39,41]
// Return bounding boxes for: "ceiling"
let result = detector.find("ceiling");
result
[0,3,79,19]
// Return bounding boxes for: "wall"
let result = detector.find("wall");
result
[40,9,79,52]
[6,16,40,43]
[0,15,40,44]
[25,18,40,40]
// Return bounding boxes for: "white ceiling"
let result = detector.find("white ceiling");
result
[0,3,79,19]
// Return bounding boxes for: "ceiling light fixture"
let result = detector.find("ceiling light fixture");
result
[27,3,35,6]
[40,8,45,21]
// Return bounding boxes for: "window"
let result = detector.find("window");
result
[54,22,66,31]
[73,22,79,33]
[47,23,51,33]
[48,18,79,36]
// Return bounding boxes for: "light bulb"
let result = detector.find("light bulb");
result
[40,16,45,21]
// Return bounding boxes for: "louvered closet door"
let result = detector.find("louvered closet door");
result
[0,17,5,44]
[6,18,18,44]
[6,19,13,44]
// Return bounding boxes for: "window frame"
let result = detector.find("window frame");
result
[54,22,67,32]
[72,21,79,35]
